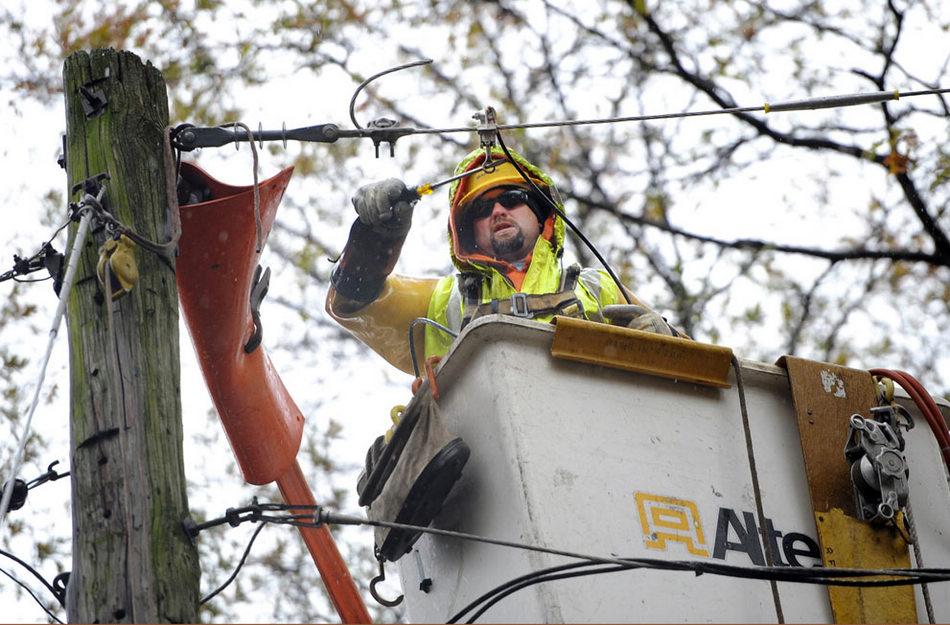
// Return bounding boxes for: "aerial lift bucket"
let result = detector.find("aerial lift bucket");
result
[176,162,370,623]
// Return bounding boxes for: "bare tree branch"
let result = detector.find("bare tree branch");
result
[785,263,837,354]
[563,189,946,265]
[821,263,885,361]
[635,2,950,263]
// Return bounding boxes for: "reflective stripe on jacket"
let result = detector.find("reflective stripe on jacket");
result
[327,146,647,376]
[424,260,623,360]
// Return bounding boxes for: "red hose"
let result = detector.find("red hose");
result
[870,368,950,472]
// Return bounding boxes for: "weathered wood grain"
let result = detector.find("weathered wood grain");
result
[64,49,199,623]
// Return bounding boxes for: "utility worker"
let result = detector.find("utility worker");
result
[326,146,680,376]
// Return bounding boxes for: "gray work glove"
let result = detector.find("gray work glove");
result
[352,178,414,237]
[603,304,674,336]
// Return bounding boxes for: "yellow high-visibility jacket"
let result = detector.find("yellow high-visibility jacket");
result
[326,147,646,375]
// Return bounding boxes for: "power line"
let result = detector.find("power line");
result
[0,203,96,534]
[186,501,950,622]
[173,86,950,151]
[199,523,267,606]
[448,561,625,623]
[495,130,633,305]
[449,551,950,624]
[0,547,63,605]
[0,566,63,624]
[193,503,950,597]
[0,220,70,286]
[410,87,950,135]
[291,509,950,585]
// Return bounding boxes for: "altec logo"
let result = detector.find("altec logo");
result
[634,492,821,567]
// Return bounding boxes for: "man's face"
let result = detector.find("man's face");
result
[470,187,542,262]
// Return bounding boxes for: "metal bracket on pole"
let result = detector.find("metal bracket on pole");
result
[78,67,111,119]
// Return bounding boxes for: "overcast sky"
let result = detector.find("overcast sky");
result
[2,2,949,621]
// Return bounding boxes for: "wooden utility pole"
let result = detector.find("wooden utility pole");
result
[63,49,199,622]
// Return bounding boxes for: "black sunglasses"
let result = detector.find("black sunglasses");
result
[467,188,533,221]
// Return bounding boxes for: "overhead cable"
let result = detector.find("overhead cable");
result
[0,204,96,535]
[199,523,267,606]
[188,500,950,622]
[296,508,950,586]
[193,502,950,589]
[0,547,64,607]
[409,87,950,135]
[0,566,63,624]
[495,130,633,305]
[173,86,950,151]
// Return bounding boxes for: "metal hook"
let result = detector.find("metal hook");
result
[349,58,433,130]
[893,403,915,431]
[243,265,270,354]
[26,461,67,489]
[473,107,499,171]
[51,572,70,607]
[369,558,404,608]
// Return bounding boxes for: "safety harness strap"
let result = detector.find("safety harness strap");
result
[473,289,582,319]
[459,263,584,330]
